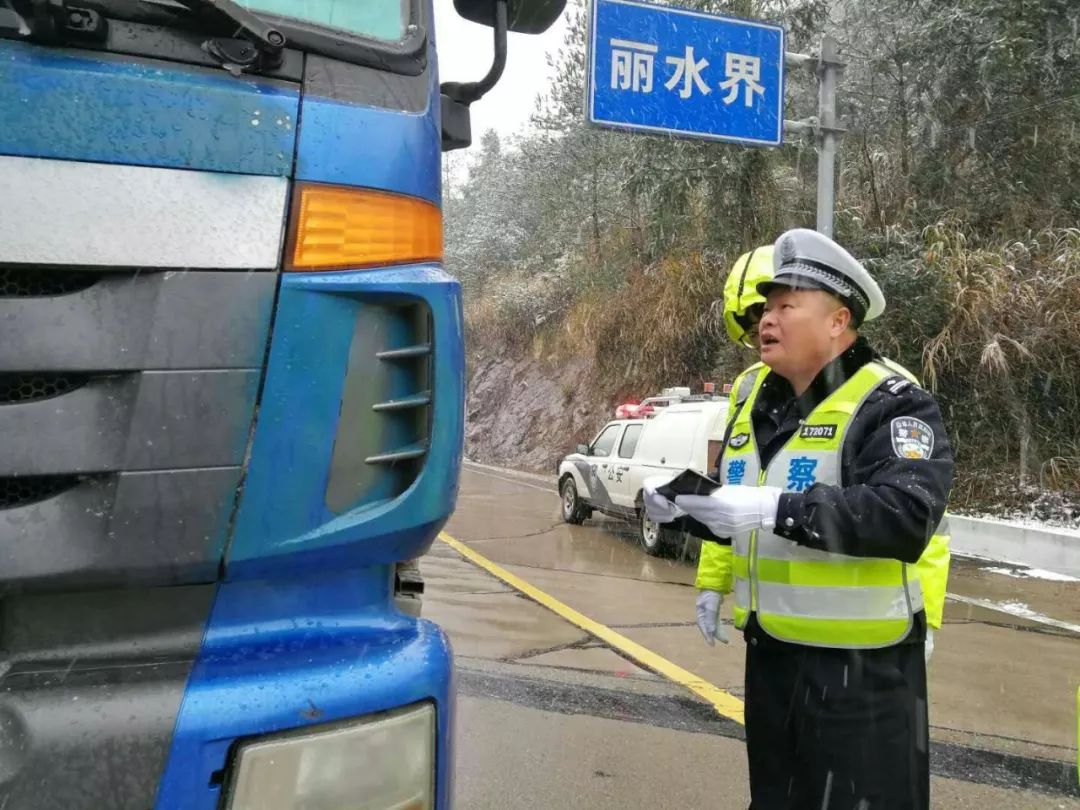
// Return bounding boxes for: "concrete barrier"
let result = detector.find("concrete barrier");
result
[950,515,1080,578]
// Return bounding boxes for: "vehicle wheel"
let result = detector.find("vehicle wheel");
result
[637,508,671,556]
[560,477,590,524]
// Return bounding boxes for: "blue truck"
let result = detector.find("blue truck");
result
[0,0,562,807]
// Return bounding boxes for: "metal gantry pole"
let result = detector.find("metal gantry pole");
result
[815,36,840,237]
[783,36,846,238]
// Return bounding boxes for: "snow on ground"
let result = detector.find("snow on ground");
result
[979,566,1080,583]
[946,593,1080,635]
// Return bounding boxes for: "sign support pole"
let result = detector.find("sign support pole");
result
[784,36,846,237]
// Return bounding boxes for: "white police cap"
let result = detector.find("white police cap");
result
[758,228,886,323]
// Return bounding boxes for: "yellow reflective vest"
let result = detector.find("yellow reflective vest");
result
[723,361,931,648]
[695,361,950,632]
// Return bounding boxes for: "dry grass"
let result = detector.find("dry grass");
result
[918,224,1080,505]
[555,251,729,392]
[463,268,573,351]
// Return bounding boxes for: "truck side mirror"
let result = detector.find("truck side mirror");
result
[577,444,590,456]
[454,0,566,34]
[444,0,566,151]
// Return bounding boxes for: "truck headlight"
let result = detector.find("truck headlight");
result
[224,702,436,810]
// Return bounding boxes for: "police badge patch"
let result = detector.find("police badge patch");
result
[729,432,750,449]
[891,417,934,460]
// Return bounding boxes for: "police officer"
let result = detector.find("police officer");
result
[670,246,952,664]
[650,229,954,810]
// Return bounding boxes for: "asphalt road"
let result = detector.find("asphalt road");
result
[423,463,1080,809]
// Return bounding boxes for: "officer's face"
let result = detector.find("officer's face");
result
[759,288,851,377]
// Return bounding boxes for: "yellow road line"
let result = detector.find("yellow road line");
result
[439,531,745,725]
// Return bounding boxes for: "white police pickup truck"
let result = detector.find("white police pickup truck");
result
[557,396,729,555]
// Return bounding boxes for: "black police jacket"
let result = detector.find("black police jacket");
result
[681,337,955,568]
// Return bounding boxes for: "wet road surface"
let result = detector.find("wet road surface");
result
[425,464,1080,808]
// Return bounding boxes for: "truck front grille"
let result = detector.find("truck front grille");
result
[0,264,276,591]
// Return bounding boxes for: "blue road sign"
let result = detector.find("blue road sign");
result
[587,0,785,147]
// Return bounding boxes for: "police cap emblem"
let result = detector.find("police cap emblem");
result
[780,235,797,262]
[891,417,934,460]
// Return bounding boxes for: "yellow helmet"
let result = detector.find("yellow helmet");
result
[723,246,774,347]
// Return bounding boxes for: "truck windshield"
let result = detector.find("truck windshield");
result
[239,0,405,42]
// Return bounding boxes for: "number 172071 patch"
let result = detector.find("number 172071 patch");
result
[799,424,837,440]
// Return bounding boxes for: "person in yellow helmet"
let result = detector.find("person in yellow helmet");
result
[644,247,774,644]
[692,247,773,644]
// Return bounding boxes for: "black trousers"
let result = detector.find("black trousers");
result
[744,633,929,810]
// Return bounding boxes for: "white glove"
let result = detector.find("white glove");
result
[642,475,685,524]
[924,629,935,664]
[675,485,782,536]
[695,590,729,646]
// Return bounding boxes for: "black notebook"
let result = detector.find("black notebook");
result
[655,469,721,501]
